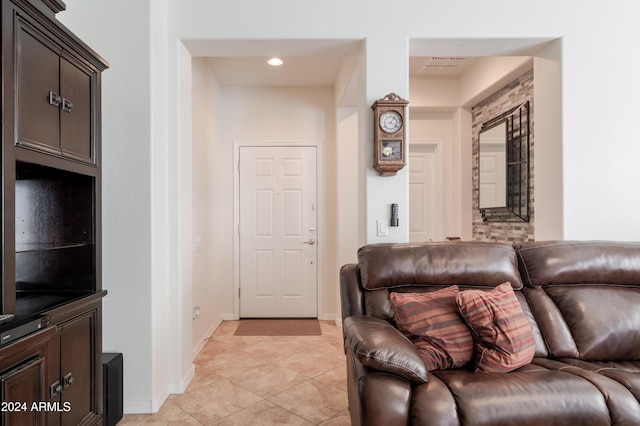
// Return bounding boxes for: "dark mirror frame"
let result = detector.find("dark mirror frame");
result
[478,101,530,222]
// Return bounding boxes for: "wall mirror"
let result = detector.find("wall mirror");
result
[478,101,530,222]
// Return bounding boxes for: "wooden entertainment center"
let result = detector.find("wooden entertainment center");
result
[0,0,108,424]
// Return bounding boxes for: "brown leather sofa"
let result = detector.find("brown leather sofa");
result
[340,241,640,425]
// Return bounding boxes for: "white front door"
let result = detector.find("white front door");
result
[409,142,442,242]
[239,146,318,318]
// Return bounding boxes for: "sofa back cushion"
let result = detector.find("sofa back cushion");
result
[358,242,523,292]
[354,241,549,358]
[357,242,522,321]
[517,241,640,361]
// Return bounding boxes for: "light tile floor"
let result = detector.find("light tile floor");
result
[119,320,350,425]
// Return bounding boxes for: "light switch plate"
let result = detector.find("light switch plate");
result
[377,219,389,237]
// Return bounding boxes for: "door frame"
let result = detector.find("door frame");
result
[233,140,324,320]
[409,139,444,242]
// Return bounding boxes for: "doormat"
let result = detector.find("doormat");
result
[234,319,322,336]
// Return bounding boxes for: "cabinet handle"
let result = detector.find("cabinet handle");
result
[64,373,74,388]
[48,91,62,107]
[50,380,62,398]
[62,98,73,113]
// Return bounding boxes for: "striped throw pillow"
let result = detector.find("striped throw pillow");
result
[456,282,535,373]
[390,286,474,371]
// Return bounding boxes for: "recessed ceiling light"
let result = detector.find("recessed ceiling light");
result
[268,57,283,66]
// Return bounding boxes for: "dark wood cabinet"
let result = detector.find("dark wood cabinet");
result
[45,303,102,426]
[0,0,108,424]
[15,2,99,165]
[0,356,47,425]
[0,326,55,426]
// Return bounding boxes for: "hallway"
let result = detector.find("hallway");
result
[119,320,350,425]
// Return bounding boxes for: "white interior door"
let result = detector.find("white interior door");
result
[409,143,442,242]
[479,143,506,208]
[239,146,317,318]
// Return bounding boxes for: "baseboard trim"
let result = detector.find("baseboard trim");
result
[124,363,195,414]
[191,316,223,361]
[124,401,156,415]
[124,387,170,415]
[317,313,342,328]
[175,363,195,394]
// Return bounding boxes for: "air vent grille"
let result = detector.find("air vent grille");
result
[421,57,467,74]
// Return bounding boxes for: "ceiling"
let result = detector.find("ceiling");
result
[205,55,478,87]
[189,37,550,87]
[205,56,345,87]
[188,39,360,87]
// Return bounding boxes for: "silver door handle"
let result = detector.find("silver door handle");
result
[302,239,316,245]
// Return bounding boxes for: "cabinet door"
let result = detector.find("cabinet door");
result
[16,16,62,155]
[0,357,46,425]
[60,52,96,164]
[59,311,100,425]
[15,12,98,166]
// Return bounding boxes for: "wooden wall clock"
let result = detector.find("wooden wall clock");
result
[371,93,409,176]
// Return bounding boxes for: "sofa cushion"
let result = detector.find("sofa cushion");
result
[517,240,640,288]
[430,364,612,426]
[518,241,640,362]
[533,358,640,423]
[556,358,640,401]
[456,282,535,373]
[357,242,523,291]
[390,286,473,371]
[545,286,640,361]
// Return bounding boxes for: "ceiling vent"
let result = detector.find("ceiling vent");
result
[420,56,468,74]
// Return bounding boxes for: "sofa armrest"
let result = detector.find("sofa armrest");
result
[343,315,428,383]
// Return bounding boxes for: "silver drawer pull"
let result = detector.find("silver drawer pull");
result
[48,91,61,107]
[62,98,73,113]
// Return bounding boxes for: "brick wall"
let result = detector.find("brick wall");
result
[472,70,534,242]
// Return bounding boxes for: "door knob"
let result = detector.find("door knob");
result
[302,239,316,245]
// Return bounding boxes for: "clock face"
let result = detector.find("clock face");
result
[379,110,403,134]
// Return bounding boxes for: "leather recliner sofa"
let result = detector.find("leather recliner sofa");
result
[340,241,640,425]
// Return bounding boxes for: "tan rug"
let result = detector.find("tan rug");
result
[234,319,322,336]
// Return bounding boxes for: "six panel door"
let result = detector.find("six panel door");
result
[239,146,318,318]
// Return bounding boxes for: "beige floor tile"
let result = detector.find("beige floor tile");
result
[118,399,201,425]
[228,363,310,398]
[185,365,224,392]
[171,378,263,424]
[275,347,345,378]
[314,365,347,390]
[119,320,350,425]
[320,410,352,426]
[239,338,309,363]
[197,347,271,378]
[268,379,349,424]
[217,400,313,426]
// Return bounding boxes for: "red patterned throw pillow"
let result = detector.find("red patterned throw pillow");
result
[390,286,473,371]
[456,282,535,373]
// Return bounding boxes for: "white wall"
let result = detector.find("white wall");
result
[191,58,223,355]
[58,0,158,413]
[534,41,563,240]
[59,0,640,413]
